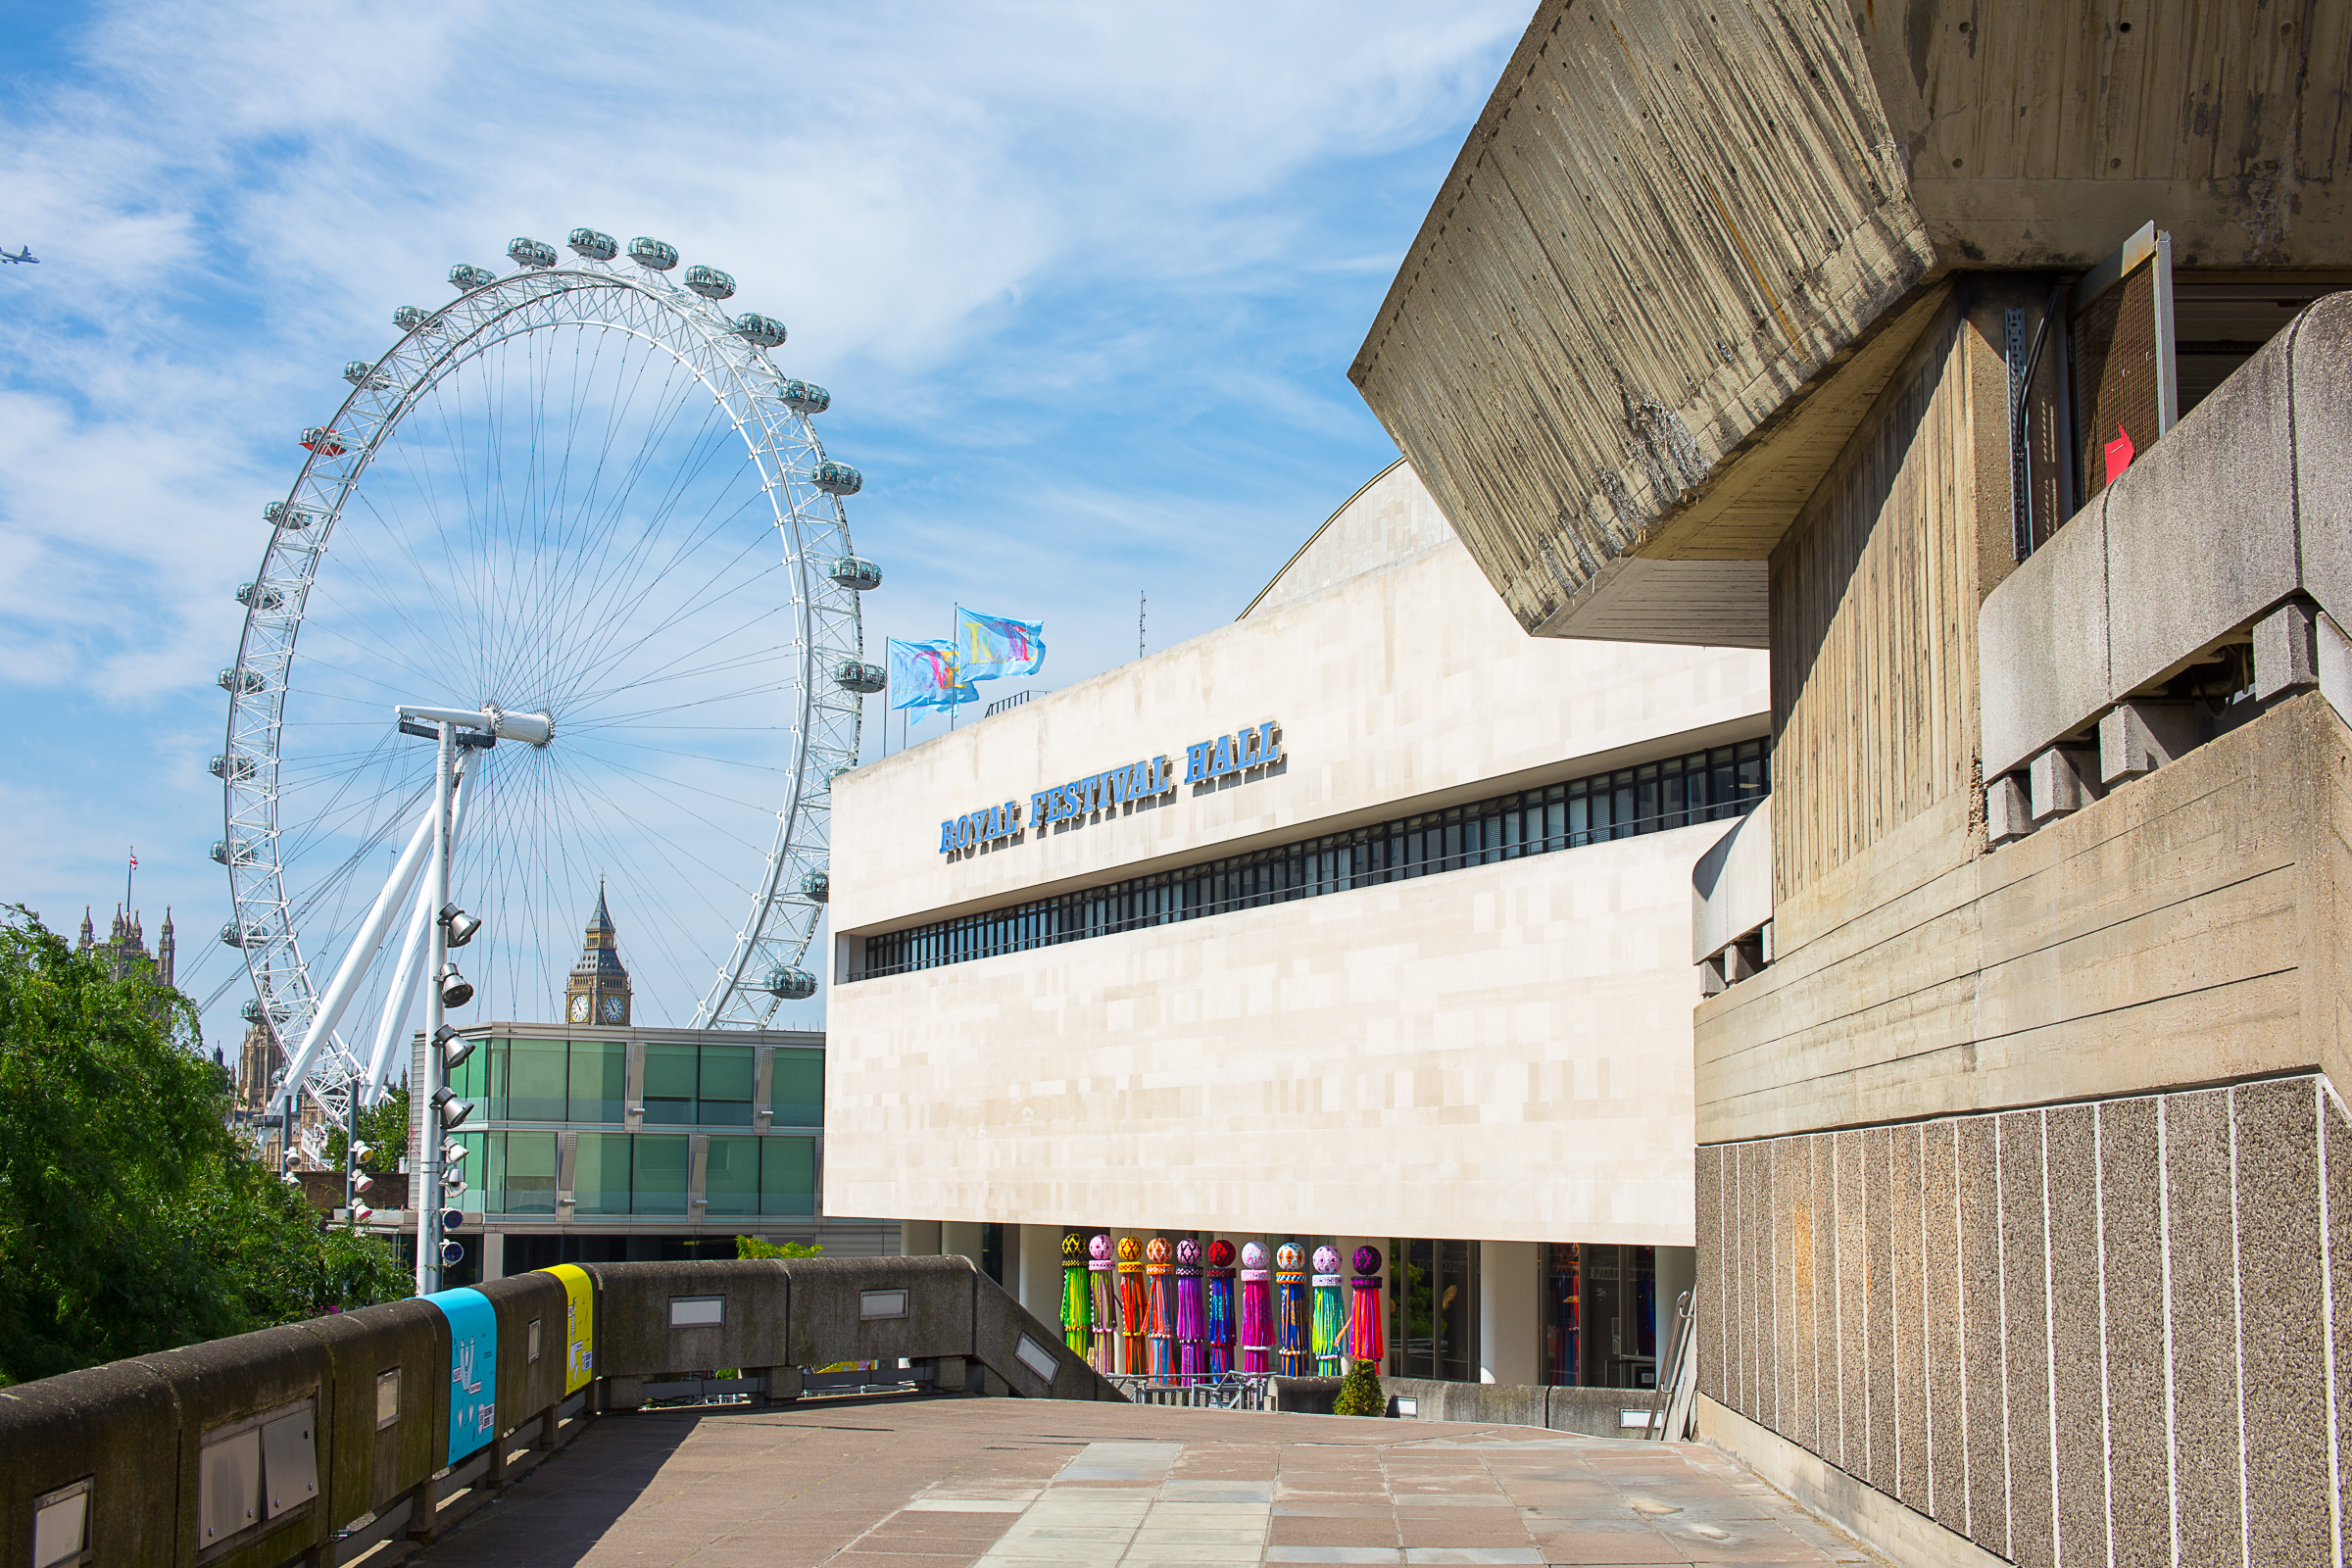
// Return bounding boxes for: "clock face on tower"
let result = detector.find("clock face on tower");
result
[601,995,626,1024]
[569,994,590,1022]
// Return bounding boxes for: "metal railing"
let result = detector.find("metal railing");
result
[1109,1371,1270,1410]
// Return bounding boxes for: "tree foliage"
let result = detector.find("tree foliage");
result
[0,908,411,1387]
[1332,1359,1386,1417]
[735,1235,824,1259]
[325,1086,412,1176]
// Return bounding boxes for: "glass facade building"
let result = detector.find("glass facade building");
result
[416,1022,892,1282]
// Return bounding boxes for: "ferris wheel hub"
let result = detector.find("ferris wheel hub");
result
[394,703,555,748]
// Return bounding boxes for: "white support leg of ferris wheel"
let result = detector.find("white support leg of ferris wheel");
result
[277,748,473,1110]
[360,767,474,1104]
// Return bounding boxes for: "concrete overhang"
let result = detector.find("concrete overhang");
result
[1351,0,2352,647]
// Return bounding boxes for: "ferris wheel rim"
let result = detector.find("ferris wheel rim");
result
[220,249,862,1120]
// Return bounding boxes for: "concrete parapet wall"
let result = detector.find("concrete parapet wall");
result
[0,1256,1120,1568]
[1272,1376,1658,1440]
[1981,293,2352,782]
[1698,1073,2349,1568]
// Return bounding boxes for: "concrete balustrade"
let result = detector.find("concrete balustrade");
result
[1979,292,2352,840]
[0,1255,1119,1568]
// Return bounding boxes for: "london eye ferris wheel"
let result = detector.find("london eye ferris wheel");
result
[214,228,887,1131]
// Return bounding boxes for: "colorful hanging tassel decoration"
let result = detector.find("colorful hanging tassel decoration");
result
[1087,1235,1119,1375]
[1175,1238,1206,1384]
[1348,1244,1385,1366]
[1310,1245,1347,1376]
[1116,1236,1149,1376]
[1058,1232,1092,1356]
[1145,1237,1177,1379]
[1239,1242,1273,1374]
[1274,1242,1313,1378]
[1204,1239,1237,1377]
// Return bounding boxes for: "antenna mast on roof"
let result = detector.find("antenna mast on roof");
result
[1139,593,1147,661]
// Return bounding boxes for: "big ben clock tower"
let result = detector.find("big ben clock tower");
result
[564,882,633,1027]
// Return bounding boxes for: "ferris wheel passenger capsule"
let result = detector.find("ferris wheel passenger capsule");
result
[827,556,881,591]
[209,754,256,782]
[832,659,886,694]
[733,313,786,348]
[800,868,829,903]
[781,379,830,415]
[567,227,618,261]
[343,361,389,389]
[507,236,558,270]
[300,427,347,457]
[685,265,735,301]
[392,305,438,334]
[626,236,678,270]
[764,966,818,1001]
[210,838,258,866]
[449,264,498,292]
[236,581,283,611]
[219,921,269,949]
[812,461,862,496]
[218,666,266,694]
[264,501,319,529]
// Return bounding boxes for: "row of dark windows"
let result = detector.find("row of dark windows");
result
[859,739,1768,981]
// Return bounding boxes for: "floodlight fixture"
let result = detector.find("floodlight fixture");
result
[434,1023,475,1071]
[351,1202,374,1224]
[430,1086,474,1131]
[438,1207,466,1233]
[441,1140,468,1167]
[437,903,481,948]
[436,964,473,1008]
[352,1173,374,1195]
[437,1239,466,1267]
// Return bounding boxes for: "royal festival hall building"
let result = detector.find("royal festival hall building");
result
[828,460,1769,1394]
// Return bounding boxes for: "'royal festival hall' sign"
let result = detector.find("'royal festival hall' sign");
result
[939,720,1282,857]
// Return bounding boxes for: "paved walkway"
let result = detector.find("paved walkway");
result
[419,1396,1882,1567]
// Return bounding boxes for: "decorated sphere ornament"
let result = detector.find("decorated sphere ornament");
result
[1241,1242,1268,1270]
[1207,1240,1236,1269]
[1312,1246,1341,1275]
[1275,1242,1303,1272]
[1353,1244,1384,1277]
[1176,1238,1200,1267]
[1147,1237,1172,1265]
[1117,1235,1144,1263]
[1090,1234,1113,1262]
[1062,1233,1085,1261]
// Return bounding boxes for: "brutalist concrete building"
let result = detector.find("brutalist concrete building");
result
[1349,2,2351,1564]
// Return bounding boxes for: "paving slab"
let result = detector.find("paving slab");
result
[410,1394,1887,1567]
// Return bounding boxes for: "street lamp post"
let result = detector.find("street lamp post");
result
[416,718,454,1295]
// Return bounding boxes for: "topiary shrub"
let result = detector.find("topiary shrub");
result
[1332,1359,1385,1417]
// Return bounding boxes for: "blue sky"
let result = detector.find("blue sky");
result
[0,2,1524,1051]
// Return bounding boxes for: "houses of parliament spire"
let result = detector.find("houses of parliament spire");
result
[564,881,632,1027]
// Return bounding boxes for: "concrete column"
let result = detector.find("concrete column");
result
[1478,1240,1540,1386]
[1017,1223,1063,1324]
[899,1219,941,1256]
[479,1233,506,1283]
[1653,1246,1695,1376]
[941,1220,984,1270]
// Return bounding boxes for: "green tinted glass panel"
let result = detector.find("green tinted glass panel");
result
[485,1131,506,1216]
[644,1041,696,1124]
[568,1040,626,1124]
[706,1135,760,1216]
[507,1038,567,1120]
[485,1040,509,1120]
[574,1132,630,1216]
[446,1042,485,1101]
[632,1134,689,1215]
[770,1050,822,1127]
[760,1136,815,1216]
[451,1131,487,1215]
[505,1130,558,1215]
[699,1045,754,1125]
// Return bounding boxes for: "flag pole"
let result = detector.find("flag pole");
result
[948,607,957,733]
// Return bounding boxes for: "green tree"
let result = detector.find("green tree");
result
[0,907,411,1387]
[735,1235,824,1259]
[1331,1359,1386,1417]
[325,1086,411,1176]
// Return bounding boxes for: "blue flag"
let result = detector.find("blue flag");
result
[956,608,1046,682]
[888,638,977,711]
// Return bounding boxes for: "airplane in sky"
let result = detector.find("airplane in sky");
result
[0,247,35,265]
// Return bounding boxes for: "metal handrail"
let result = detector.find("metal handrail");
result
[1644,1290,1695,1440]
